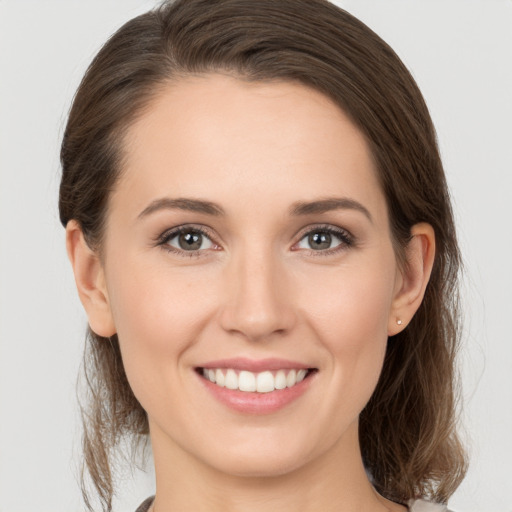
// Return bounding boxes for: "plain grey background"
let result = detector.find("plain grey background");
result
[1,1,511,511]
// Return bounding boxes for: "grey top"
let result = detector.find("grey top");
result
[409,499,453,511]
[136,496,452,511]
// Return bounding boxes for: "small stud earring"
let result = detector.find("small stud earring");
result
[396,319,403,325]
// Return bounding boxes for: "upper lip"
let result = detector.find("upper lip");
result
[197,357,314,373]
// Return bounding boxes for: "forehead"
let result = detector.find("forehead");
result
[113,73,386,223]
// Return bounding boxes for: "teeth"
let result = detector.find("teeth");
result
[201,368,310,393]
[239,371,256,392]
[275,370,287,390]
[225,369,238,390]
[215,369,225,387]
[286,369,297,388]
[256,371,274,393]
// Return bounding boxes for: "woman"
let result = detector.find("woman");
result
[59,0,467,510]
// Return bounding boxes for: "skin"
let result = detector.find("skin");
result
[67,73,435,512]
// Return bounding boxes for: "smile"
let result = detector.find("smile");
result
[200,368,312,393]
[195,358,318,414]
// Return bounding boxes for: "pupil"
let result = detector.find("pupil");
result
[309,232,331,250]
[179,232,202,250]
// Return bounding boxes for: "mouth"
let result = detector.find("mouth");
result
[194,357,319,415]
[194,358,318,413]
[196,367,317,393]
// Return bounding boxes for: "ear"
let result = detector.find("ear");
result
[66,220,116,337]
[388,223,436,336]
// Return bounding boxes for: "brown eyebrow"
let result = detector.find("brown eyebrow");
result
[289,197,373,223]
[138,196,372,223]
[138,197,225,218]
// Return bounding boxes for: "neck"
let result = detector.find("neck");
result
[149,420,405,512]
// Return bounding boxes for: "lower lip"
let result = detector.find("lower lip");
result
[197,371,315,414]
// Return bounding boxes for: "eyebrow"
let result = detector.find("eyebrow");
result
[137,196,372,222]
[138,197,225,218]
[288,197,372,222]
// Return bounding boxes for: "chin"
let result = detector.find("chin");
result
[198,432,324,479]
[213,452,310,479]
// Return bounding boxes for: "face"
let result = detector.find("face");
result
[99,73,403,477]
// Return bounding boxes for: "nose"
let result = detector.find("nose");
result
[219,247,297,342]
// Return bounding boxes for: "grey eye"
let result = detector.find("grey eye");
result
[296,229,346,251]
[167,230,214,251]
[308,232,333,250]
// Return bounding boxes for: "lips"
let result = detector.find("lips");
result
[195,358,317,414]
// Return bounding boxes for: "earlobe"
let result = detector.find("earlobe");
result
[66,220,116,337]
[388,223,436,336]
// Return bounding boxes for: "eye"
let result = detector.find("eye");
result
[158,226,217,255]
[294,226,353,253]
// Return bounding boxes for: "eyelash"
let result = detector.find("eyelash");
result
[156,224,354,258]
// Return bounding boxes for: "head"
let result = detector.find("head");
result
[59,0,466,510]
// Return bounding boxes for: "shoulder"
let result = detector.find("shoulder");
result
[408,499,456,512]
[135,496,155,512]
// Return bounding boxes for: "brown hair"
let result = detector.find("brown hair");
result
[59,0,467,510]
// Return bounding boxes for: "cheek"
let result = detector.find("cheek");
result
[105,257,218,403]
[300,257,396,405]
[108,256,214,339]
[302,258,395,345]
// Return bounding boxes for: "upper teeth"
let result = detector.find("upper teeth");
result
[202,368,308,393]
